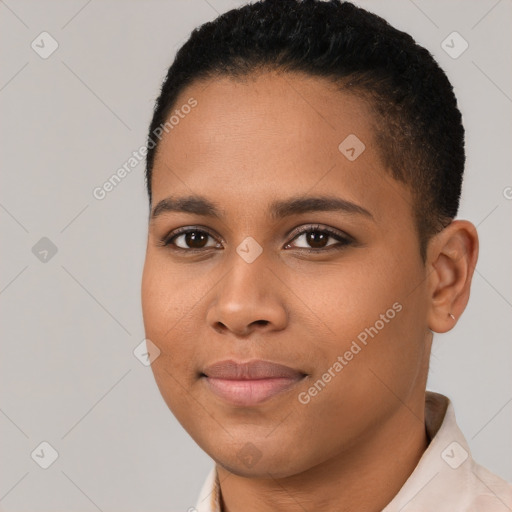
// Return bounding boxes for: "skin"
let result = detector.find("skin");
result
[141,70,478,512]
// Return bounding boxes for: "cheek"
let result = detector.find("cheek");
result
[294,256,406,338]
[142,254,176,322]
[300,248,426,384]
[141,254,200,377]
[141,257,202,424]
[142,252,199,336]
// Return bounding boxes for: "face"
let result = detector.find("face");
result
[141,71,432,478]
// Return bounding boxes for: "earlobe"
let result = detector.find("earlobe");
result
[426,220,479,333]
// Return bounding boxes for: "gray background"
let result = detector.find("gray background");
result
[1,0,511,510]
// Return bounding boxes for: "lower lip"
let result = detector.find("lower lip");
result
[203,376,304,406]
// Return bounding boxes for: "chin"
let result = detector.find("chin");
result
[215,454,301,479]
[200,433,313,479]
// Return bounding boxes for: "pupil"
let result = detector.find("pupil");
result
[186,232,208,248]
[307,231,327,248]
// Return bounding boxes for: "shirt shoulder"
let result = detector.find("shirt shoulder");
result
[383,391,512,512]
[465,460,512,511]
[194,466,220,512]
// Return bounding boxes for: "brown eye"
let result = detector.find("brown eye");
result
[164,229,220,250]
[305,231,329,248]
[183,231,209,249]
[286,226,352,251]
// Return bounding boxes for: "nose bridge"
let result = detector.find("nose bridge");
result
[207,241,287,334]
[222,227,269,295]
[220,243,271,310]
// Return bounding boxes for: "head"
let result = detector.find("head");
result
[141,0,478,478]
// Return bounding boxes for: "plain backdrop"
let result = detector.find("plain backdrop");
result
[1,0,511,511]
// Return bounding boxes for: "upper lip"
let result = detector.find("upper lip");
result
[202,359,305,380]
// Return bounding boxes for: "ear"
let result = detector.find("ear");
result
[426,220,479,333]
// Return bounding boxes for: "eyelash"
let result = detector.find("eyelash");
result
[158,224,354,254]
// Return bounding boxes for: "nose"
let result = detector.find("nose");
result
[206,253,288,337]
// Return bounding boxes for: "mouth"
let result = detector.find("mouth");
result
[200,359,307,406]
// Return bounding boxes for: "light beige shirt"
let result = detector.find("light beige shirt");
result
[194,391,512,511]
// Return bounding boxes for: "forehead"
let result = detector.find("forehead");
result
[151,71,411,223]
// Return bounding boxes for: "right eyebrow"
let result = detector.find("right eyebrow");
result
[151,195,224,221]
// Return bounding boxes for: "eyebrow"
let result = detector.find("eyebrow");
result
[150,194,374,221]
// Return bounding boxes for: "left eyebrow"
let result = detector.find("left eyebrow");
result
[269,195,374,221]
[150,194,374,221]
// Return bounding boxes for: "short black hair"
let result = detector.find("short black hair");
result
[145,0,465,260]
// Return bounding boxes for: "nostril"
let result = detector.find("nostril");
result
[214,322,228,332]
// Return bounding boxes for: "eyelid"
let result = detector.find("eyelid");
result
[286,223,353,243]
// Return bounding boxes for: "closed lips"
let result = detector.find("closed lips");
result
[201,359,306,380]
[201,359,307,406]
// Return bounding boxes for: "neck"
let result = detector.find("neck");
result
[216,396,429,512]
